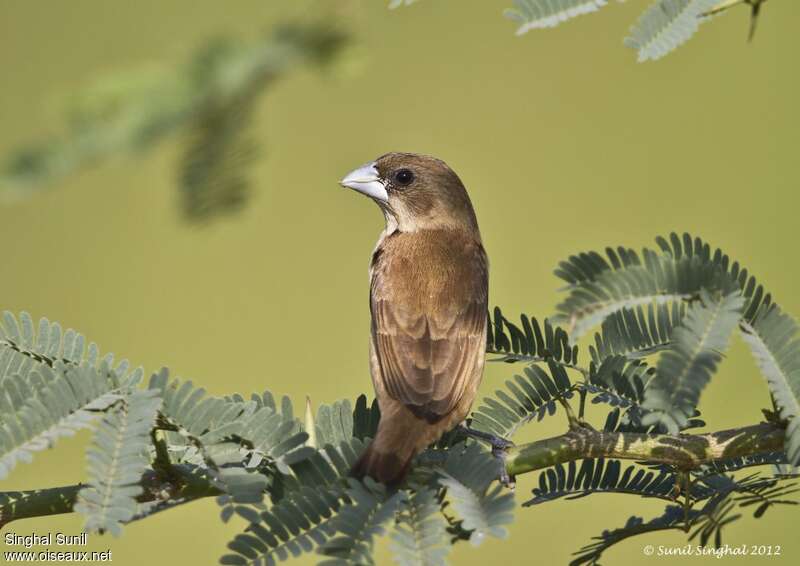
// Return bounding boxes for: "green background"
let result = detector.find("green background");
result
[1,1,798,564]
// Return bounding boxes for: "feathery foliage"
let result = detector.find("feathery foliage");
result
[731,476,799,518]
[571,479,794,565]
[505,0,610,34]
[313,398,355,448]
[571,504,701,566]
[0,311,141,480]
[526,458,713,505]
[696,471,799,518]
[221,484,344,565]
[570,483,786,566]
[487,307,579,366]
[438,444,515,546]
[390,486,450,566]
[688,494,742,548]
[74,389,162,536]
[0,23,349,223]
[582,357,660,433]
[554,234,749,342]
[552,245,735,340]
[624,0,720,62]
[641,290,744,433]
[471,359,574,438]
[148,370,309,518]
[589,301,687,363]
[740,304,800,465]
[352,394,381,441]
[318,479,407,564]
[696,451,789,476]
[220,396,380,564]
[499,0,769,61]
[0,361,125,480]
[283,437,368,498]
[178,39,260,222]
[585,356,650,410]
[651,232,773,323]
[1,311,141,384]
[552,231,800,464]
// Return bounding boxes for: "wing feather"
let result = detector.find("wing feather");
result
[370,231,488,421]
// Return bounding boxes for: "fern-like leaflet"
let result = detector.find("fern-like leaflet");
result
[571,504,700,566]
[470,359,574,438]
[0,361,127,480]
[390,486,450,566]
[487,307,579,367]
[739,304,800,465]
[589,301,686,363]
[221,484,345,565]
[74,389,162,536]
[318,478,406,564]
[640,290,744,433]
[526,458,713,506]
[438,444,515,546]
[624,0,721,62]
[505,0,610,34]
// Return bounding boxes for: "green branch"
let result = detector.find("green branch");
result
[0,464,220,528]
[506,422,785,477]
[2,422,784,527]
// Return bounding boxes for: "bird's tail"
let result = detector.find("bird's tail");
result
[351,440,414,486]
[352,410,431,486]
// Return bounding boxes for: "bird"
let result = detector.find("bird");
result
[340,152,489,485]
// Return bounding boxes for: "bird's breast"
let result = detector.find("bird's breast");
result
[370,229,487,321]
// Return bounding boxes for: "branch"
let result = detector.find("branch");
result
[505,422,786,477]
[0,423,786,527]
[0,464,220,528]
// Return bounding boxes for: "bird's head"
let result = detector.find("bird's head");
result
[340,152,478,233]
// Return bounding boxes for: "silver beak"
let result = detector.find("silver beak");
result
[339,162,388,203]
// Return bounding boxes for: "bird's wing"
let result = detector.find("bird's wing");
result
[370,240,488,421]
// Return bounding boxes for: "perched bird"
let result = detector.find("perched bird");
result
[340,152,489,485]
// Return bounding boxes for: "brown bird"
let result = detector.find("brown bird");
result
[340,152,489,485]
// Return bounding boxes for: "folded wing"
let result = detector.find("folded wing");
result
[370,236,488,422]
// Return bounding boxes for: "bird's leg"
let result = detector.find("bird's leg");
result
[458,425,514,449]
[457,425,516,489]
[491,444,516,490]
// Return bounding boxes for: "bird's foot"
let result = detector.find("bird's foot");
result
[492,445,516,490]
[458,425,514,450]
[458,426,516,489]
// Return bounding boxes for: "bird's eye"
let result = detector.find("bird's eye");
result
[393,169,415,186]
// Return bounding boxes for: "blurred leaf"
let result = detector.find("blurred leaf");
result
[0,23,349,223]
[505,0,610,34]
[389,0,420,8]
[624,0,720,62]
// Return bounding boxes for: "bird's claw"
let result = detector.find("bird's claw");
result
[458,426,516,489]
[458,425,513,448]
[492,445,516,490]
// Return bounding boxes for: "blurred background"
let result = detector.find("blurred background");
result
[1,0,798,564]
